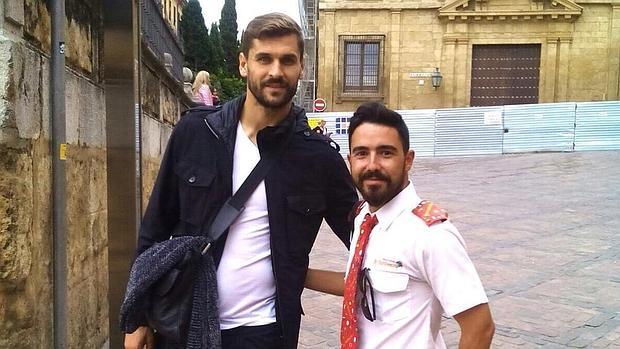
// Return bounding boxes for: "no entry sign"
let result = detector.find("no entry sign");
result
[313,98,326,112]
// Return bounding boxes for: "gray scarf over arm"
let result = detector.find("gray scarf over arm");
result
[119,236,221,349]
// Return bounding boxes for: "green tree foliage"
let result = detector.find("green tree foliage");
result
[179,0,209,72]
[219,0,239,77]
[208,23,225,74]
[210,74,246,102]
[179,0,245,102]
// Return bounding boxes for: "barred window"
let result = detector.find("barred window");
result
[339,35,384,96]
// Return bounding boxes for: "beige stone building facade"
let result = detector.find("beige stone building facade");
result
[317,0,620,111]
[0,1,192,348]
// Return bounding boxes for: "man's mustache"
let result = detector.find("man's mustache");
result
[359,170,389,182]
[262,78,288,88]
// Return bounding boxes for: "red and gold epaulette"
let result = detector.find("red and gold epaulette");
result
[412,200,448,226]
[348,200,366,222]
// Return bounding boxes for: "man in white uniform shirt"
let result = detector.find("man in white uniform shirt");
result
[305,102,495,348]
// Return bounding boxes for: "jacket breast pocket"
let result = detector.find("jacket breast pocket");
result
[286,193,326,255]
[174,160,216,228]
[368,269,412,322]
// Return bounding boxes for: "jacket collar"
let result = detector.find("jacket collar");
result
[206,94,310,147]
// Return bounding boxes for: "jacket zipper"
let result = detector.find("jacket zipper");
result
[203,118,220,140]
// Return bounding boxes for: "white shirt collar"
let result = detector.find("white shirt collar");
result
[359,181,422,231]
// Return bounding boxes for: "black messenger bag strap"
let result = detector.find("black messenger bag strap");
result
[201,124,294,254]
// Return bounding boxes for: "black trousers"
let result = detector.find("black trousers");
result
[221,323,284,349]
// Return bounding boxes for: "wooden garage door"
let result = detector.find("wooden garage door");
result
[470,44,541,106]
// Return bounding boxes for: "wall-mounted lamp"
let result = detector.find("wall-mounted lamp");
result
[431,67,442,89]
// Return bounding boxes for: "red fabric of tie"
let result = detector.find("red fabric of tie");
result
[341,213,378,349]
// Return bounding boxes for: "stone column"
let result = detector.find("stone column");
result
[319,10,336,108]
[442,36,457,107]
[608,6,620,100]
[454,38,470,106]
[388,10,402,108]
[556,36,572,101]
[543,37,559,102]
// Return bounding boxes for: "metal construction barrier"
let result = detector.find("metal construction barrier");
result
[575,101,620,151]
[308,100,620,157]
[399,109,436,157]
[503,102,576,153]
[435,106,504,157]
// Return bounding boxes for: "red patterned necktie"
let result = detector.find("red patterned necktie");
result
[341,213,379,349]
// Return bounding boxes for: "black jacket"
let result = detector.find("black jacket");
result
[136,95,358,348]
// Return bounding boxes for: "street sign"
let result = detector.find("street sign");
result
[313,98,326,112]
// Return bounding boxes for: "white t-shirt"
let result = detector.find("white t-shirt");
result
[346,183,489,349]
[216,122,276,329]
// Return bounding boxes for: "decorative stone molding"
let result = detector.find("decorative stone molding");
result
[443,34,469,44]
[320,2,443,10]
[546,36,573,43]
[439,0,583,21]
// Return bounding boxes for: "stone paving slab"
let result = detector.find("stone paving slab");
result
[299,151,620,348]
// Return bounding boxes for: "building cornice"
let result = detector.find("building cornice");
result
[318,0,615,11]
[438,0,583,21]
[319,2,443,10]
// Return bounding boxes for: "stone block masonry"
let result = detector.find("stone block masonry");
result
[1,1,109,348]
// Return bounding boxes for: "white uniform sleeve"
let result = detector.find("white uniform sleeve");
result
[416,222,488,317]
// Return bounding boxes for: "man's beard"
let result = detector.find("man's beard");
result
[355,169,405,208]
[248,76,298,109]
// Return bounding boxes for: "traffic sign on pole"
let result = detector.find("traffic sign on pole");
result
[313,98,327,112]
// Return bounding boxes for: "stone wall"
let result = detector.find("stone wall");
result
[569,4,620,101]
[140,45,187,211]
[141,114,174,212]
[318,0,620,111]
[0,1,108,348]
[64,74,108,349]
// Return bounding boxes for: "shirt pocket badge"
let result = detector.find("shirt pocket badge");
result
[367,269,412,322]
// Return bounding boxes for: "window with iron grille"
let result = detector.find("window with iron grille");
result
[339,35,385,97]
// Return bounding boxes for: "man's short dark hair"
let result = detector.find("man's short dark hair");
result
[348,102,410,152]
[240,13,304,59]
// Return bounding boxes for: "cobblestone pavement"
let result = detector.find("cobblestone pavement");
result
[299,151,620,348]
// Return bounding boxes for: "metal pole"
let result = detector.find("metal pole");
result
[133,0,143,232]
[51,0,67,348]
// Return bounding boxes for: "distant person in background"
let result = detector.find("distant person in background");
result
[312,119,332,137]
[212,87,221,106]
[193,70,214,106]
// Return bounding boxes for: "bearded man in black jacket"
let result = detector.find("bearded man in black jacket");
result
[123,12,358,349]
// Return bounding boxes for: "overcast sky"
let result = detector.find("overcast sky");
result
[197,0,301,36]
